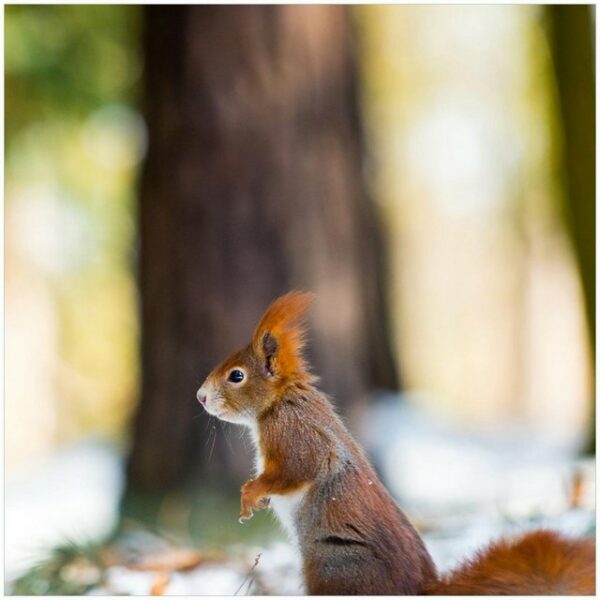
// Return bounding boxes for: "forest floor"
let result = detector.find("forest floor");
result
[6,401,595,595]
[9,498,594,595]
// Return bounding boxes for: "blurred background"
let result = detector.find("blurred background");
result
[5,5,595,595]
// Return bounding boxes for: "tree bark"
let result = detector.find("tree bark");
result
[546,6,595,453]
[126,6,398,490]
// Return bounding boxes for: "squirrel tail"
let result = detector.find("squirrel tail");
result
[425,529,595,595]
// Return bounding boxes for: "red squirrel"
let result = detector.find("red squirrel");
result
[197,292,595,595]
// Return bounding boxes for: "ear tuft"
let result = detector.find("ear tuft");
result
[252,291,314,379]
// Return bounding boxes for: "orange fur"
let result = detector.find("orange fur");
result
[239,450,311,520]
[199,293,596,596]
[427,529,595,595]
[251,291,315,383]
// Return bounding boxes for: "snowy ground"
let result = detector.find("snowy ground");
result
[5,401,595,595]
[5,441,123,583]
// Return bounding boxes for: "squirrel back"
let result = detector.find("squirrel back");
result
[427,529,595,595]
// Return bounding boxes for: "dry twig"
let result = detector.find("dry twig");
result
[234,552,262,596]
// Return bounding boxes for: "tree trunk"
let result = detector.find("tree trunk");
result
[126,6,398,490]
[546,6,595,454]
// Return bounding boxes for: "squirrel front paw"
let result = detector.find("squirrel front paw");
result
[238,506,254,524]
[256,496,270,509]
[239,481,270,524]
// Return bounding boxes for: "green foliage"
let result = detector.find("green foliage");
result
[120,486,281,549]
[9,539,108,595]
[5,5,141,149]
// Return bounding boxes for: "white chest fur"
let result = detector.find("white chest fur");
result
[245,423,306,541]
[269,490,307,540]
[246,422,265,474]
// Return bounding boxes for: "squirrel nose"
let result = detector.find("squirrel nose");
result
[196,390,207,405]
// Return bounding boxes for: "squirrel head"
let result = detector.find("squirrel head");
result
[197,291,315,425]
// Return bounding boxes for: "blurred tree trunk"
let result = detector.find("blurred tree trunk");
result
[546,6,595,453]
[126,5,398,490]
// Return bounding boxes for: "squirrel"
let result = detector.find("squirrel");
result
[197,291,595,595]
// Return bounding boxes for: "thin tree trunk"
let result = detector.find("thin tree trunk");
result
[126,6,398,490]
[546,6,595,453]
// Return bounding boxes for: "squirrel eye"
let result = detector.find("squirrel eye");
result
[227,369,245,383]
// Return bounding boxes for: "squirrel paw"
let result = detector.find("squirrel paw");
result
[238,496,269,523]
[256,496,271,510]
[238,509,254,524]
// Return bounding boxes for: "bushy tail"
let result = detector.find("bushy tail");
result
[426,530,595,595]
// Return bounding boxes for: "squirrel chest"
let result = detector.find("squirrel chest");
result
[247,421,310,540]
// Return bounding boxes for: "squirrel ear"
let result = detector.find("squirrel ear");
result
[252,291,314,379]
[261,332,279,376]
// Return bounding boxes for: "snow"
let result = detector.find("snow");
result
[5,440,123,581]
[363,395,593,515]
[5,399,595,594]
[87,542,305,596]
